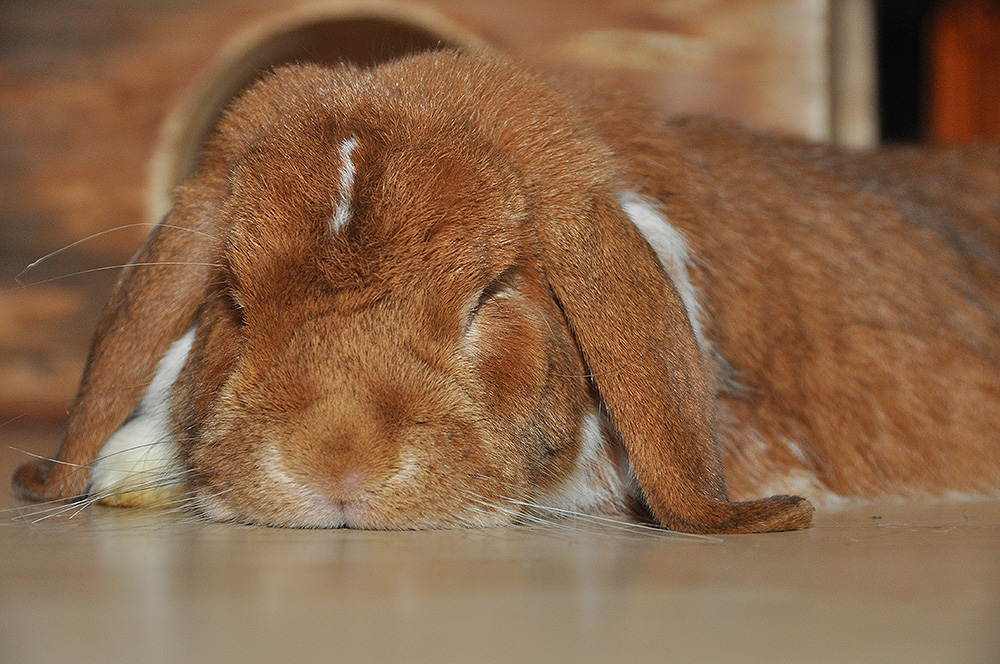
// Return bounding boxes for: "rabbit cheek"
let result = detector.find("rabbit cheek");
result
[465,298,549,423]
[184,417,283,526]
[181,368,322,528]
[173,299,243,441]
[463,294,599,504]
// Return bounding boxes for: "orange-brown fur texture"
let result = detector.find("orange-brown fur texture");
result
[606,119,1000,501]
[12,51,999,533]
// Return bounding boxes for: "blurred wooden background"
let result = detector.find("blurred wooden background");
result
[929,0,1000,142]
[0,0,990,423]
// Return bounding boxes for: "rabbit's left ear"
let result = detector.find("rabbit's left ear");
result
[11,172,225,504]
[540,192,813,534]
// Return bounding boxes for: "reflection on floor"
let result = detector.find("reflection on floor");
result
[2,423,998,664]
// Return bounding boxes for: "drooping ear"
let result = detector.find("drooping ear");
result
[540,192,814,533]
[11,173,226,503]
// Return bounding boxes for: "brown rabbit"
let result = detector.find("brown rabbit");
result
[12,51,1000,533]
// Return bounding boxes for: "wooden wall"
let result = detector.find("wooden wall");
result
[929,0,1000,143]
[0,0,861,419]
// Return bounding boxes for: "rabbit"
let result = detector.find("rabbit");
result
[11,50,1000,534]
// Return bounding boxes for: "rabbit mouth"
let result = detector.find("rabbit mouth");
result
[188,442,510,530]
[190,478,370,529]
[189,482,510,530]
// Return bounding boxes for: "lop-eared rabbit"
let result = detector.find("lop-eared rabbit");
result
[13,52,1000,533]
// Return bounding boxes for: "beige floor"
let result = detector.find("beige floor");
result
[1,423,998,664]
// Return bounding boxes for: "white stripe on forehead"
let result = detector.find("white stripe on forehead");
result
[330,135,360,234]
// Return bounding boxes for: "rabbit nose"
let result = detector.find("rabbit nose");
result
[327,468,370,503]
[336,469,365,494]
[316,432,376,491]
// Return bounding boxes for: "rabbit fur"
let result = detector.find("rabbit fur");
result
[12,51,1000,533]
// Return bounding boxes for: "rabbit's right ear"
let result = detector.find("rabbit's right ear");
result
[11,172,226,502]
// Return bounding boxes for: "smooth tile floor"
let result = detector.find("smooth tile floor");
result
[1,423,998,664]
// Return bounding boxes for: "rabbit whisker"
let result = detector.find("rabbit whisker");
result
[466,473,718,540]
[507,496,721,541]
[16,222,221,285]
[18,262,224,289]
[7,446,87,468]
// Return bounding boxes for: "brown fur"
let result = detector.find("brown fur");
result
[12,51,999,533]
[598,116,1000,500]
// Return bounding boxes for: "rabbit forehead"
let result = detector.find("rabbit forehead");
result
[221,52,612,213]
[357,131,531,255]
[217,53,606,324]
[223,117,534,313]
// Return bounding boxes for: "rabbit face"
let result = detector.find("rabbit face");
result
[173,122,598,527]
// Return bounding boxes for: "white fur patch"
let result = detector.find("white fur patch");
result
[258,444,340,526]
[88,327,196,506]
[719,422,842,505]
[537,410,636,515]
[387,449,422,487]
[330,135,360,234]
[259,444,302,492]
[620,191,706,348]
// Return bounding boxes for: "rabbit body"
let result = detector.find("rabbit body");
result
[612,118,1000,502]
[13,52,1000,533]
